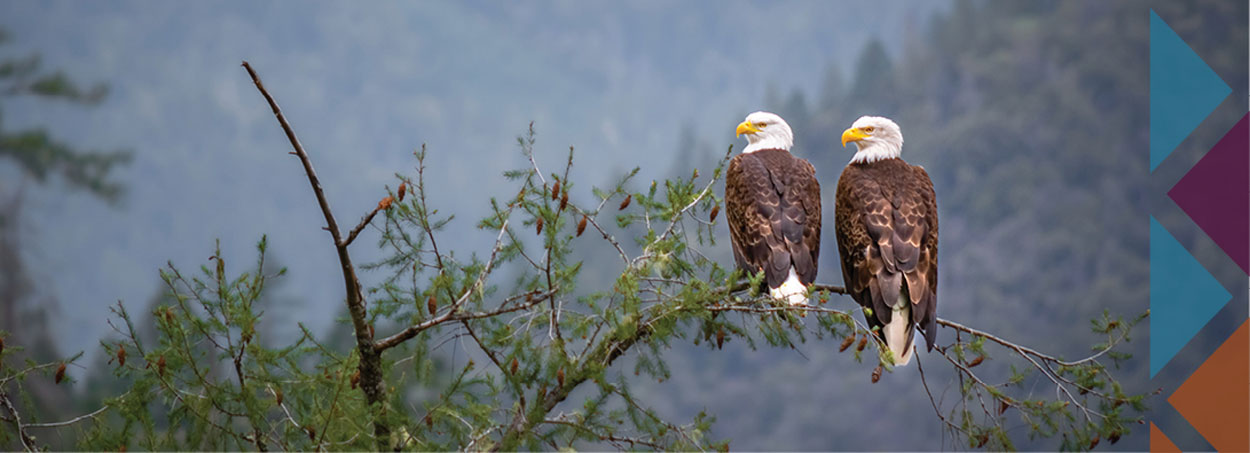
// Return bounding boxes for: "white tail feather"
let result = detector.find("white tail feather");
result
[770,268,808,306]
[883,291,915,366]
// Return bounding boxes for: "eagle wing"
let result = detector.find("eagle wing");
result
[835,162,938,350]
[726,151,821,289]
[910,165,939,349]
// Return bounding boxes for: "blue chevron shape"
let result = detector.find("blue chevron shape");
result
[1150,217,1232,377]
[1149,9,1231,171]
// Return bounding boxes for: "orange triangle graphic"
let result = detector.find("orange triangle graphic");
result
[1151,422,1182,452]
[1168,319,1250,452]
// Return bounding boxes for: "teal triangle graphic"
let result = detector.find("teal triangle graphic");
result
[1150,217,1231,377]
[1149,9,1231,171]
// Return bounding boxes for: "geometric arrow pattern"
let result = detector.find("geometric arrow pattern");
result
[1149,217,1232,378]
[1149,8,1249,452]
[1150,422,1181,453]
[1149,9,1231,171]
[1168,320,1250,453]
[1168,114,1250,274]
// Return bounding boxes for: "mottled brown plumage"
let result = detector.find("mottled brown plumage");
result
[725,148,822,291]
[835,157,938,359]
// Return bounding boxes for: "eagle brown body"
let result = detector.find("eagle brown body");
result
[835,157,938,363]
[725,148,822,293]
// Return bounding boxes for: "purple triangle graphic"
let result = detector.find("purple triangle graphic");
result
[1168,113,1250,275]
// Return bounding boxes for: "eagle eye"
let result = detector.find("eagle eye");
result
[755,122,767,128]
[863,126,875,133]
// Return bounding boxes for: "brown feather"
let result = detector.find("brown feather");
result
[835,158,939,354]
[724,149,821,292]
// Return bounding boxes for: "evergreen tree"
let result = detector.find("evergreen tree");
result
[0,27,131,450]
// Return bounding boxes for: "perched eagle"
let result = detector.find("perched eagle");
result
[835,116,938,366]
[725,111,821,305]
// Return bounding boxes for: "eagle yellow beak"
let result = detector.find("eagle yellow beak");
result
[736,120,761,137]
[841,127,868,147]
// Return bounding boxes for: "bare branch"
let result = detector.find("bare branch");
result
[374,287,556,352]
[343,203,385,248]
[916,354,968,447]
[0,389,36,451]
[241,62,344,247]
[242,60,388,448]
[541,418,666,450]
[24,403,111,429]
[937,317,1132,367]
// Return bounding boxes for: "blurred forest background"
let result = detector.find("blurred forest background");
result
[2,0,1246,450]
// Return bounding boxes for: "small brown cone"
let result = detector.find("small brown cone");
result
[427,295,437,316]
[709,205,720,223]
[716,328,725,349]
[117,346,127,367]
[618,194,631,210]
[350,370,361,389]
[397,182,407,202]
[157,355,167,377]
[556,368,565,388]
[559,193,568,211]
[576,215,588,237]
[839,336,855,352]
[535,218,544,235]
[966,355,985,368]
[856,335,868,352]
[871,364,883,383]
[378,195,394,211]
[55,363,67,384]
[551,180,561,201]
[510,357,519,375]
[275,387,284,406]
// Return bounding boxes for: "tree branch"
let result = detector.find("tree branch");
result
[343,203,384,248]
[374,287,556,352]
[242,61,388,448]
[936,317,1132,367]
[541,418,666,450]
[24,403,111,429]
[0,389,35,452]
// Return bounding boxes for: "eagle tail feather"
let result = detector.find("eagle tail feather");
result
[769,267,808,306]
[883,287,915,366]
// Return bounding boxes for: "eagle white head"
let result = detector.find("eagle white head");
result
[736,111,794,153]
[841,115,904,164]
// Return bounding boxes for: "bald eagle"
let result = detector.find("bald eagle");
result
[836,116,938,366]
[725,111,821,305]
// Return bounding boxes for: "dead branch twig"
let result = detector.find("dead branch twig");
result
[242,60,388,448]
